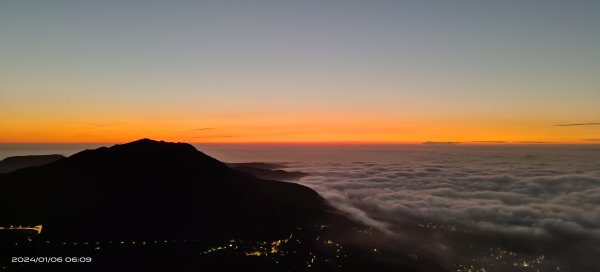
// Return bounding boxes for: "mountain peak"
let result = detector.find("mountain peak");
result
[128,138,162,144]
[113,138,196,151]
[0,139,337,241]
[66,138,226,171]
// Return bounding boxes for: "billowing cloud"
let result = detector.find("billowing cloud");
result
[278,147,600,271]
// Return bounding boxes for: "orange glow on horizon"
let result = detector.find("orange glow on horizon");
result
[1,110,598,144]
[0,123,597,144]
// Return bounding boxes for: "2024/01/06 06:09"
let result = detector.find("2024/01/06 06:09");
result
[12,256,92,263]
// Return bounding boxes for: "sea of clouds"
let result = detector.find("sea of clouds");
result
[3,143,599,270]
[282,146,600,271]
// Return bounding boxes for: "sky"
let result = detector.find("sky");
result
[1,0,599,143]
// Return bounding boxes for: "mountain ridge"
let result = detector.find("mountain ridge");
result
[0,139,345,240]
[0,139,449,272]
[0,154,65,174]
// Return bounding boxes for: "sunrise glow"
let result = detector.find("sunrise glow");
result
[1,1,599,144]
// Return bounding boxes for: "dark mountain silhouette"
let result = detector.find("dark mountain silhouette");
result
[0,139,343,240]
[0,154,65,174]
[227,162,308,181]
[0,139,447,272]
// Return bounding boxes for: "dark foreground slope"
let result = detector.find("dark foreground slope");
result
[0,139,446,272]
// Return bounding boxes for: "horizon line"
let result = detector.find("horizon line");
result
[0,140,598,145]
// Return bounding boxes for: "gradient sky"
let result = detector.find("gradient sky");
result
[1,0,599,143]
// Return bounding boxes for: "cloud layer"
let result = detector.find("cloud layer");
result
[282,146,600,271]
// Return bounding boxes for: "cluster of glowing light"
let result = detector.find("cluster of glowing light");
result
[0,225,42,234]
[456,247,549,272]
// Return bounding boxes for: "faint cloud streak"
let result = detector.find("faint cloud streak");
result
[554,122,600,127]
